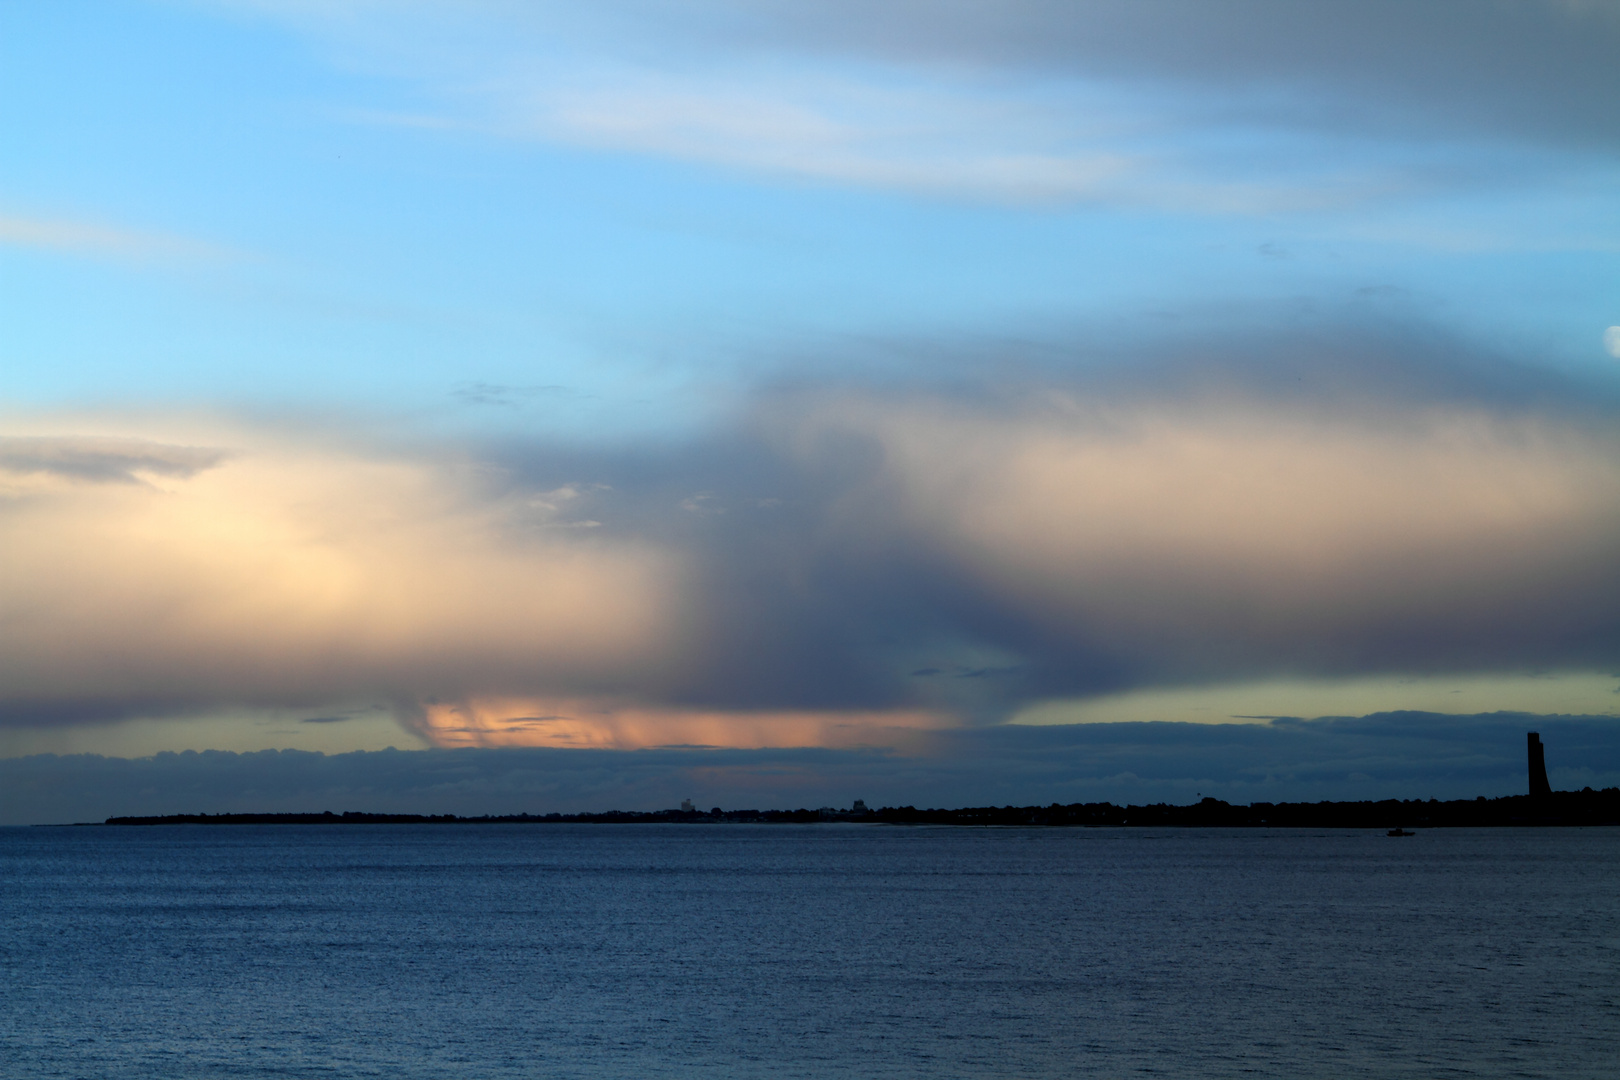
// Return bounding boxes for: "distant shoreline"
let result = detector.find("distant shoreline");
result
[86,789,1620,828]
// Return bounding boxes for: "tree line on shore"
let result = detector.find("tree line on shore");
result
[100,788,1620,828]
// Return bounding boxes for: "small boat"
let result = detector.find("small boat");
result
[1387,828,1415,837]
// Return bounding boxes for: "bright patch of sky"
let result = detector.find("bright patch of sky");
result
[1012,673,1620,728]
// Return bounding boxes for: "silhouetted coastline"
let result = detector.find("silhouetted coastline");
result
[99,788,1620,829]
[88,729,1618,828]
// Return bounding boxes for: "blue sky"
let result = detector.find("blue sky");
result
[2,1,1619,814]
[6,0,1614,429]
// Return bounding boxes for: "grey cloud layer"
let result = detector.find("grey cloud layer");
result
[627,0,1620,151]
[0,436,228,485]
[4,711,1615,825]
[470,0,1620,157]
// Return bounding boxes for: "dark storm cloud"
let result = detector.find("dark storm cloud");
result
[0,698,217,729]
[5,712,1616,825]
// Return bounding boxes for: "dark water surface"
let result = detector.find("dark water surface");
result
[2,825,1616,1078]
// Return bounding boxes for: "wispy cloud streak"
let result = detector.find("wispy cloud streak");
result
[212,0,1620,209]
[0,213,228,262]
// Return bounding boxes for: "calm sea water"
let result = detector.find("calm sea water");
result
[1,824,1616,1078]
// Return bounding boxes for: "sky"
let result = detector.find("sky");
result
[3,1,1619,821]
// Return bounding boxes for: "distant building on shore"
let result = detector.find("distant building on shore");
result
[1527,733,1553,798]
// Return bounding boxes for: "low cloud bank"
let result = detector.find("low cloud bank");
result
[4,341,1620,742]
[5,712,1616,826]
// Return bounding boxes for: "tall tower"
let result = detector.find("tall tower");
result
[1527,732,1553,798]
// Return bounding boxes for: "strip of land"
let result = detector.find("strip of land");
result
[101,789,1620,828]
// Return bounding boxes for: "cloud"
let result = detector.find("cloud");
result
[678,0,1620,151]
[0,436,230,488]
[4,328,1619,742]
[519,70,1149,206]
[4,711,1617,824]
[799,392,1620,686]
[3,330,1620,748]
[450,382,576,407]
[1605,326,1620,359]
[0,213,227,262]
[0,424,685,729]
[211,0,1620,210]
[408,696,946,750]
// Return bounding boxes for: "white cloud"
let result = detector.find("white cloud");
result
[509,68,1147,204]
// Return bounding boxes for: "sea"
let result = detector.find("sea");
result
[2,824,1616,1079]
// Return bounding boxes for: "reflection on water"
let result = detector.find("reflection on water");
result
[2,825,1616,1078]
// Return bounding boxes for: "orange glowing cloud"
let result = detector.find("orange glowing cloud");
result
[411,696,950,750]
